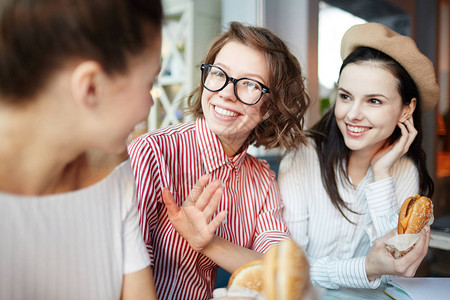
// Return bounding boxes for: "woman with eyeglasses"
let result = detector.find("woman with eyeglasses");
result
[128,22,309,300]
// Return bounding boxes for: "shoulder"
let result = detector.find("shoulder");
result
[130,121,196,145]
[95,155,135,188]
[128,121,196,156]
[245,154,276,180]
[279,138,318,171]
[76,151,131,189]
[142,121,195,139]
[391,156,419,177]
[103,160,139,220]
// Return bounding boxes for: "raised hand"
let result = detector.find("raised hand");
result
[162,174,228,252]
[371,117,418,181]
[365,227,430,281]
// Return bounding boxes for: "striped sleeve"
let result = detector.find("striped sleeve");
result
[309,256,381,289]
[365,177,399,239]
[278,148,310,249]
[391,157,420,206]
[365,158,419,240]
[252,176,291,253]
[128,137,163,266]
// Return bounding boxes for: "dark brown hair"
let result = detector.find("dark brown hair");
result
[186,22,309,151]
[0,0,163,102]
[309,46,434,222]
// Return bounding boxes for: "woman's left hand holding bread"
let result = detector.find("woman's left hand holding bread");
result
[371,116,418,181]
[365,226,430,281]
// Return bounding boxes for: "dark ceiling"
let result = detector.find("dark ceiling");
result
[322,0,411,36]
[322,0,407,20]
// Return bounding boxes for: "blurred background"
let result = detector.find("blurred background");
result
[129,0,450,280]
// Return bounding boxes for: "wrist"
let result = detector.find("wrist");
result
[372,169,391,182]
[198,235,219,254]
[365,256,380,282]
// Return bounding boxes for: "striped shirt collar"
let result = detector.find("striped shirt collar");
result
[196,118,248,174]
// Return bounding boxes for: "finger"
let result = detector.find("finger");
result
[162,188,180,217]
[413,227,430,253]
[416,227,431,254]
[404,115,415,127]
[397,122,409,143]
[395,122,411,153]
[398,229,430,266]
[202,185,224,220]
[403,117,417,135]
[207,211,228,233]
[403,119,418,147]
[398,230,430,276]
[196,180,223,210]
[187,174,211,205]
[424,228,431,250]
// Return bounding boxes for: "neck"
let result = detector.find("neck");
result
[347,150,374,188]
[0,138,124,195]
[219,136,248,157]
[0,99,109,195]
[0,126,84,195]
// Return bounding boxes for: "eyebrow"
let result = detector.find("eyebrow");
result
[214,63,267,83]
[338,87,388,99]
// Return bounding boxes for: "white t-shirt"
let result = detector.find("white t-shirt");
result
[0,160,150,300]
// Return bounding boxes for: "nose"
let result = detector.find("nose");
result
[346,100,364,121]
[218,80,238,102]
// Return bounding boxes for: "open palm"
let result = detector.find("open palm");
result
[162,174,227,252]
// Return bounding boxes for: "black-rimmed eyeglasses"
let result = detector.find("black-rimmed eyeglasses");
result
[200,64,270,105]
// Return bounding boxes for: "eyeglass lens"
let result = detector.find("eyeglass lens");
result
[202,65,263,105]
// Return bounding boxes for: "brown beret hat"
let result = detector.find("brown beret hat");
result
[340,23,439,113]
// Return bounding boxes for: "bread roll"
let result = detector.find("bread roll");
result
[263,239,309,300]
[398,195,433,234]
[228,259,264,292]
[227,239,310,300]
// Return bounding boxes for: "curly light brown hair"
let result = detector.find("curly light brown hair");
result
[186,22,309,151]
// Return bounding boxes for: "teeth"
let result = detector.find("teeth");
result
[214,106,239,117]
[347,125,369,133]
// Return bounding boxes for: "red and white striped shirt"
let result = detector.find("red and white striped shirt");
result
[128,118,290,300]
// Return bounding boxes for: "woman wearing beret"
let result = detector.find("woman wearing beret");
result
[278,23,438,289]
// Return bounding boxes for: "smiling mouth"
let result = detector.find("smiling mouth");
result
[214,105,240,117]
[347,124,370,133]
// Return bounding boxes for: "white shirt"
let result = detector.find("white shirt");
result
[0,160,150,300]
[278,139,419,289]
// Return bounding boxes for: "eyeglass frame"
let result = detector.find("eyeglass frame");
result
[200,64,270,105]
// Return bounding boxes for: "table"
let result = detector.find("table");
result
[319,284,391,300]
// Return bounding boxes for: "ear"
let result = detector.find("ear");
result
[70,61,104,109]
[399,98,417,122]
